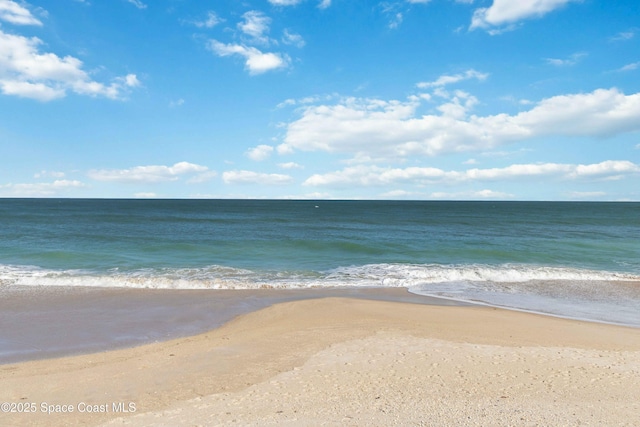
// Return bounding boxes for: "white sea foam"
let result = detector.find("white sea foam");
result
[1,263,638,290]
[326,263,640,286]
[2,263,639,326]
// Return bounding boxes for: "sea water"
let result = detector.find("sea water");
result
[0,199,639,327]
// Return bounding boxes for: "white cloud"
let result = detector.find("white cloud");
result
[34,170,65,179]
[417,69,488,88]
[0,31,85,80]
[618,62,639,72]
[246,144,274,161]
[278,162,303,169]
[193,11,221,29]
[222,170,293,185]
[437,90,478,119]
[282,88,640,159]
[134,192,158,198]
[0,0,42,25]
[276,143,295,155]
[277,98,297,108]
[302,161,640,188]
[282,29,305,48]
[0,80,63,101]
[429,190,514,200]
[571,160,639,178]
[515,89,640,137]
[88,162,209,183]
[169,98,185,107]
[545,52,587,66]
[122,74,140,87]
[380,2,404,29]
[0,30,139,101]
[125,0,147,10]
[209,40,288,74]
[276,93,337,109]
[569,191,606,199]
[389,12,403,29]
[318,0,331,9]
[0,180,85,197]
[471,0,579,31]
[239,11,271,43]
[187,171,218,184]
[380,189,416,198]
[268,0,303,5]
[610,29,636,42]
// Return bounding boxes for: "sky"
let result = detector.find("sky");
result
[0,0,638,200]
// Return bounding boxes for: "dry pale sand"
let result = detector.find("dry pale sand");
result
[1,296,639,426]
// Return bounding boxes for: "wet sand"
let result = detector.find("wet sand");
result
[1,290,639,426]
[0,286,463,364]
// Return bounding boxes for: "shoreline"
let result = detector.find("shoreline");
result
[1,295,640,426]
[0,286,466,364]
[409,286,640,329]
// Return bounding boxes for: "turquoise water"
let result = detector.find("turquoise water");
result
[1,199,639,325]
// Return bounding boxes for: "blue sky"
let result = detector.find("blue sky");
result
[0,0,638,200]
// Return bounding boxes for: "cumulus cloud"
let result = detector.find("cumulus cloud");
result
[571,160,639,179]
[208,40,288,74]
[471,0,579,32]
[246,144,274,161]
[281,88,640,159]
[222,170,293,185]
[278,162,303,169]
[0,30,140,101]
[302,161,640,188]
[123,74,140,87]
[88,162,209,183]
[514,89,640,137]
[0,0,42,25]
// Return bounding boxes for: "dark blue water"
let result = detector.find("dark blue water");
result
[1,199,639,325]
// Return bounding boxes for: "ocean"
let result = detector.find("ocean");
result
[1,199,639,328]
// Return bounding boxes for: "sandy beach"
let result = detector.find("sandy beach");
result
[1,292,639,426]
